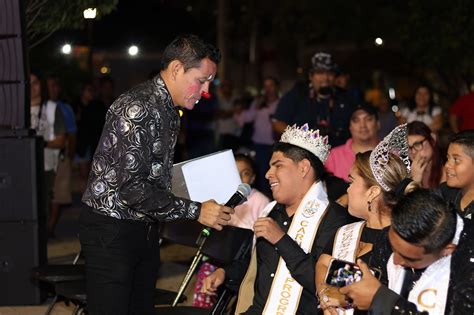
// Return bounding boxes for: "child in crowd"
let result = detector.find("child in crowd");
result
[192,154,270,308]
[439,130,474,219]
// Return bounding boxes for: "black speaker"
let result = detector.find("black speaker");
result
[0,220,47,305]
[0,136,44,221]
[0,0,29,129]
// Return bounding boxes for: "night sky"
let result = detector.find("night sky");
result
[55,1,218,51]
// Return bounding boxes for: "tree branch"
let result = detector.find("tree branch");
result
[28,25,60,49]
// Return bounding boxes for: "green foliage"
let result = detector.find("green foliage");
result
[26,0,118,48]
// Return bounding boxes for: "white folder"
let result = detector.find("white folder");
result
[171,149,242,204]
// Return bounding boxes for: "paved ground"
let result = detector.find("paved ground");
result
[0,167,200,315]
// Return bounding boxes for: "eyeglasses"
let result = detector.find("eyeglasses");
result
[408,138,427,152]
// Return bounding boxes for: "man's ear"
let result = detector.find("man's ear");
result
[300,159,312,178]
[169,60,183,80]
[442,243,456,257]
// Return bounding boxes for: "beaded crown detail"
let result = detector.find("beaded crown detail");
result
[280,124,331,163]
[369,124,411,191]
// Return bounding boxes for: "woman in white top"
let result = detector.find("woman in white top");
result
[399,84,442,132]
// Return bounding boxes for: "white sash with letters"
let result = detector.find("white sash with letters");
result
[330,221,365,315]
[262,181,329,315]
[332,221,366,262]
[387,215,464,314]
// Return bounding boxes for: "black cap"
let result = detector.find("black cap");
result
[351,103,378,120]
[311,52,335,72]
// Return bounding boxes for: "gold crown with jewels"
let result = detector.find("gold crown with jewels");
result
[280,124,331,163]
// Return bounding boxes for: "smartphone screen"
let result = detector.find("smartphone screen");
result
[325,259,381,287]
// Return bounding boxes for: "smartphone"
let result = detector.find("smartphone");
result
[325,259,381,287]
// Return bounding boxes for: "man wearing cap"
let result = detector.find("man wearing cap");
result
[325,103,380,182]
[272,52,355,146]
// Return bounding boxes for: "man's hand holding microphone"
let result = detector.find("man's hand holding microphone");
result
[198,183,251,231]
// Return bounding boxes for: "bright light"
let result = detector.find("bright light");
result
[389,88,396,100]
[83,8,97,19]
[178,109,184,117]
[128,45,139,56]
[100,66,110,74]
[392,105,399,113]
[61,44,72,54]
[375,37,383,46]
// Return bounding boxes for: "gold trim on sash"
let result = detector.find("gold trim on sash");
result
[235,182,329,315]
[263,182,329,314]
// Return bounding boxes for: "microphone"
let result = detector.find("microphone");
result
[201,183,252,237]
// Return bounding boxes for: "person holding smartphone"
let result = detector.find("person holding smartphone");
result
[339,189,468,315]
[315,124,418,314]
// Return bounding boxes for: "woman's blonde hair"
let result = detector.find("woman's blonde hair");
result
[354,151,419,214]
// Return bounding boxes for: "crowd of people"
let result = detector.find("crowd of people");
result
[29,34,473,314]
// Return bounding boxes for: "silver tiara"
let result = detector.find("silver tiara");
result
[280,123,331,163]
[369,124,411,191]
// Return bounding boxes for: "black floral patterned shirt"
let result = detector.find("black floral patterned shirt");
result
[82,75,201,222]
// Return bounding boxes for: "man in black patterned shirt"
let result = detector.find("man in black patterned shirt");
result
[79,34,233,315]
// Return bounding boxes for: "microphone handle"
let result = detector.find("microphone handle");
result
[199,191,247,238]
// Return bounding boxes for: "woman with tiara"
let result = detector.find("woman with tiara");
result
[315,124,419,314]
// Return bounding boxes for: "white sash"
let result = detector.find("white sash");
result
[262,181,329,315]
[387,255,450,314]
[332,221,366,262]
[387,215,464,314]
[330,221,365,315]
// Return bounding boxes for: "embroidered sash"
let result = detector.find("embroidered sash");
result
[263,181,329,314]
[332,221,366,262]
[329,221,365,315]
[236,181,329,315]
[387,215,464,314]
[235,182,329,314]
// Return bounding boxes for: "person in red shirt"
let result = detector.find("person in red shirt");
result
[449,92,474,132]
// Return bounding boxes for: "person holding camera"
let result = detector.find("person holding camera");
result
[272,52,355,147]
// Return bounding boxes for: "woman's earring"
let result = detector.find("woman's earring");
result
[368,201,372,212]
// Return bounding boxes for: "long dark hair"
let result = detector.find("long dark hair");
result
[408,84,436,115]
[408,121,444,188]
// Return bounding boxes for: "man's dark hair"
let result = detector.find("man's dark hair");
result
[161,34,221,71]
[449,129,474,158]
[272,142,328,181]
[392,189,457,254]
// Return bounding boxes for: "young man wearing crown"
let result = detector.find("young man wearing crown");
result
[202,124,354,314]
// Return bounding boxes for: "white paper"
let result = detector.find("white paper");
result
[181,150,241,204]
